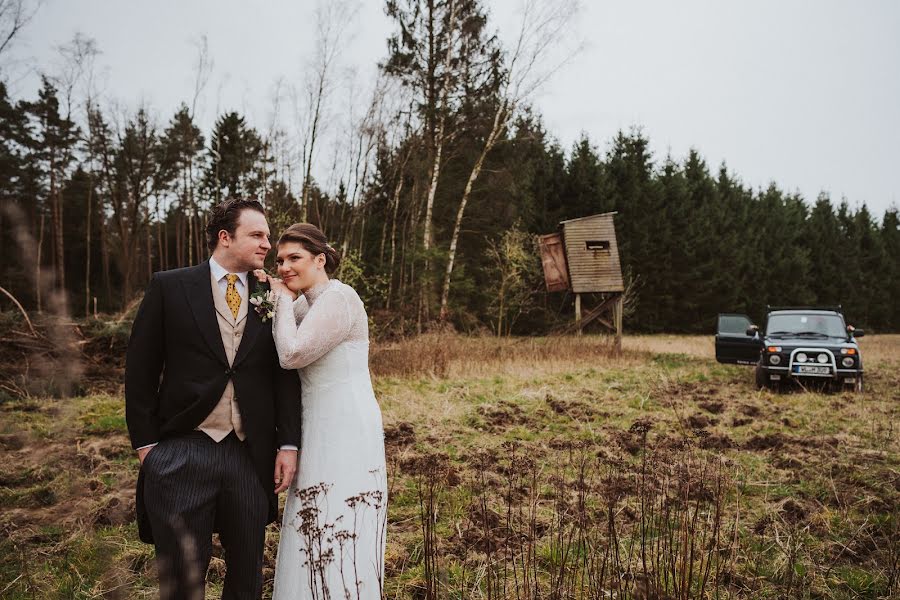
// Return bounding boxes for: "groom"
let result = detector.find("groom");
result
[125,198,302,599]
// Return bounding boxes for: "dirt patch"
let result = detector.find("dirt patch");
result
[773,456,804,470]
[731,416,754,427]
[544,393,597,421]
[687,413,718,429]
[744,433,790,451]
[697,400,725,414]
[384,422,416,449]
[475,400,531,432]
[700,432,734,450]
[778,498,809,524]
[611,419,654,455]
[739,404,762,417]
[91,490,135,527]
[0,432,26,450]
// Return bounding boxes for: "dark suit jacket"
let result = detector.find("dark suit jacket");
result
[125,260,302,543]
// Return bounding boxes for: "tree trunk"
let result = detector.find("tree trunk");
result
[439,104,507,320]
[386,174,404,302]
[36,213,44,313]
[49,149,66,291]
[301,71,326,223]
[419,0,459,323]
[100,212,111,308]
[84,170,93,316]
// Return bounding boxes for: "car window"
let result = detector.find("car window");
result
[718,314,752,335]
[766,314,845,337]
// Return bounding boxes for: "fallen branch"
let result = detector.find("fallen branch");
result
[0,285,36,336]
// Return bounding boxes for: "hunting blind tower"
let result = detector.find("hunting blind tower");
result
[538,212,625,350]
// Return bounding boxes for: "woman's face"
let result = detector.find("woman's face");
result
[275,241,325,293]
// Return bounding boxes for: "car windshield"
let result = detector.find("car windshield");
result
[766,313,846,338]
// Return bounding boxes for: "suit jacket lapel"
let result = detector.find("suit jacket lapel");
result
[183,261,228,366]
[233,274,265,367]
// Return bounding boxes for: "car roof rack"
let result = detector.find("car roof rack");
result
[766,304,843,313]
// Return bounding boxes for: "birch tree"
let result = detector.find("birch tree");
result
[439,0,579,320]
[383,0,501,318]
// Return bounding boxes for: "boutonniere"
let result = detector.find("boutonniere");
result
[249,288,277,322]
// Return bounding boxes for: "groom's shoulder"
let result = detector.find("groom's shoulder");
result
[152,262,207,285]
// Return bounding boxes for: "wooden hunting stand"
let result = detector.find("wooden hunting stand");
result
[539,212,625,351]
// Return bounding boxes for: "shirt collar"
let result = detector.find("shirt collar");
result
[209,256,248,287]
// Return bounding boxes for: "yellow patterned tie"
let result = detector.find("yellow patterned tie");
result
[225,274,241,319]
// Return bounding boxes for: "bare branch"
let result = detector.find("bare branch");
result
[0,0,41,59]
[190,34,213,119]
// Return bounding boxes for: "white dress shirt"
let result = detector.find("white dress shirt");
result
[208,256,249,306]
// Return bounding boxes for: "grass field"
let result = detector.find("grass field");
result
[1,334,897,599]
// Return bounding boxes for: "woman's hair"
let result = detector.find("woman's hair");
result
[277,223,341,275]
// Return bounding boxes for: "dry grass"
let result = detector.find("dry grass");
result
[1,333,898,598]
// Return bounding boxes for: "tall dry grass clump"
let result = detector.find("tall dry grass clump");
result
[371,333,634,379]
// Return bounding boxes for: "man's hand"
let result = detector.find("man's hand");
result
[274,449,298,493]
[137,446,153,465]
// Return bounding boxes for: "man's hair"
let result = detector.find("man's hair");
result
[206,198,266,251]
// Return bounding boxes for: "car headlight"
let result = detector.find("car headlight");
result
[769,354,782,365]
[796,353,808,363]
[817,353,828,364]
[841,357,854,368]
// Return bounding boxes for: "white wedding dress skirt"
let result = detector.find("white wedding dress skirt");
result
[272,281,387,600]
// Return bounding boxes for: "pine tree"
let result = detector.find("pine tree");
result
[204,112,268,203]
[18,77,79,294]
[157,104,205,266]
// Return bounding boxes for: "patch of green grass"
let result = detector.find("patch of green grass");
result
[828,565,888,596]
[78,394,126,434]
[651,352,694,369]
[83,413,127,434]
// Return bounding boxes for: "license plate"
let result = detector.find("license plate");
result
[796,365,829,375]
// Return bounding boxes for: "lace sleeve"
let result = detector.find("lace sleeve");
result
[293,295,310,323]
[272,289,353,369]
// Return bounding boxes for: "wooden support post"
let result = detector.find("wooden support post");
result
[613,294,624,353]
[575,293,582,336]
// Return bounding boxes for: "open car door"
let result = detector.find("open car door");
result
[715,313,762,365]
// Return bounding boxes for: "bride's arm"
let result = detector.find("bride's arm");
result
[293,295,310,323]
[272,289,352,369]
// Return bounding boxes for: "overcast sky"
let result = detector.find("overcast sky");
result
[8,0,900,217]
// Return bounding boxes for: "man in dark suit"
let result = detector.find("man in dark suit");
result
[125,198,302,599]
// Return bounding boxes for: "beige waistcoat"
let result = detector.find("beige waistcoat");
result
[196,271,247,441]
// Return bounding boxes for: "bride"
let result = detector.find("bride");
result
[258,223,387,600]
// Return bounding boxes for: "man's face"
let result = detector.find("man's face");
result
[219,209,271,271]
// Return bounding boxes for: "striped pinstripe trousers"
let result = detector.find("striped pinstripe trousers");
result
[142,431,268,600]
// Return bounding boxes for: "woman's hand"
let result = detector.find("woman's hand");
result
[266,273,297,301]
[253,269,295,300]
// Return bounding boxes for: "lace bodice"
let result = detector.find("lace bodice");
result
[272,279,369,370]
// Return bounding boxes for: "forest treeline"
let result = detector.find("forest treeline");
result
[1,0,897,335]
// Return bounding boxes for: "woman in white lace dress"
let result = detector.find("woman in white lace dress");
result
[259,223,386,600]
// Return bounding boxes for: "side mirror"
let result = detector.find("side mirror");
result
[745,325,759,337]
[852,329,864,338]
